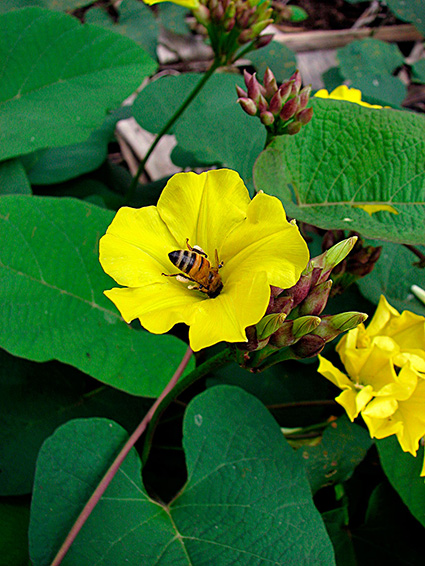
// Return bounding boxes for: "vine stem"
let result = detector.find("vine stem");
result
[141,346,235,464]
[124,58,221,204]
[50,346,194,566]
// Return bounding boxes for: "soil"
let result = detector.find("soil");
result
[277,0,398,31]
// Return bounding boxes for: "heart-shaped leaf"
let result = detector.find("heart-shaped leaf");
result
[29,386,335,565]
[254,98,425,244]
[0,195,193,396]
[0,7,157,161]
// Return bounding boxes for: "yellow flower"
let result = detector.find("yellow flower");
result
[143,0,199,8]
[99,169,309,352]
[318,296,425,474]
[314,85,383,109]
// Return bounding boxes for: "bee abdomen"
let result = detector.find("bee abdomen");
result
[169,250,201,274]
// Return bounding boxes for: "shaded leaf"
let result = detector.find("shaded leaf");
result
[158,2,191,35]
[322,507,356,566]
[0,7,157,161]
[29,387,335,565]
[0,195,193,396]
[0,158,31,194]
[377,436,425,528]
[0,348,153,495]
[0,0,89,11]
[357,240,425,316]
[85,0,159,60]
[298,416,373,494]
[133,73,266,188]
[254,98,425,244]
[248,41,297,83]
[386,0,425,36]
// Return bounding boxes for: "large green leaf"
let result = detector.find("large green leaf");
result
[21,106,132,185]
[248,41,297,83]
[0,158,31,194]
[133,73,266,188]
[0,348,153,496]
[0,0,90,11]
[298,416,373,494]
[0,195,193,396]
[0,7,157,161]
[29,386,335,565]
[377,436,425,528]
[254,98,425,244]
[85,0,159,60]
[357,240,425,316]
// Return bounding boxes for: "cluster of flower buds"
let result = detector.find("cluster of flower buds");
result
[236,68,313,137]
[235,236,368,371]
[321,230,382,296]
[193,0,274,65]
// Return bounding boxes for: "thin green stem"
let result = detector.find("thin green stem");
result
[125,58,221,204]
[50,346,193,566]
[141,346,235,464]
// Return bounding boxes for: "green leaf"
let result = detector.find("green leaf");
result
[298,416,373,494]
[0,195,193,396]
[321,66,345,93]
[411,59,425,84]
[322,507,356,566]
[386,0,425,36]
[336,39,406,107]
[248,41,297,83]
[29,387,335,565]
[133,73,266,188]
[357,240,425,316]
[0,501,30,566]
[0,348,153,495]
[0,7,157,162]
[158,2,191,35]
[0,158,31,194]
[352,482,425,565]
[337,38,404,80]
[21,107,132,185]
[377,436,425,528]
[254,98,425,244]
[0,0,90,12]
[85,0,159,61]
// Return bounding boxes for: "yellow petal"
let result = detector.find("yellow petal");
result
[353,204,398,216]
[188,271,270,351]
[362,397,398,419]
[314,85,383,108]
[143,0,199,7]
[221,192,309,290]
[335,385,374,421]
[157,169,250,258]
[99,206,178,287]
[104,282,200,332]
[366,295,399,337]
[395,378,425,454]
[362,413,402,440]
[317,356,354,389]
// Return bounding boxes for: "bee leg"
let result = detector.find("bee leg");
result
[215,249,224,269]
[186,238,208,258]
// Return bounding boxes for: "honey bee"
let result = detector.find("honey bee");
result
[163,239,223,298]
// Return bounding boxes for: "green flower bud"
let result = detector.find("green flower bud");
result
[256,312,287,341]
[312,312,368,342]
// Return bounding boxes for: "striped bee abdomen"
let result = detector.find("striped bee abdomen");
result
[168,250,203,275]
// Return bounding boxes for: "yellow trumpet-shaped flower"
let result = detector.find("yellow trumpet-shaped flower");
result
[314,85,383,109]
[318,296,425,475]
[99,169,309,351]
[143,0,199,9]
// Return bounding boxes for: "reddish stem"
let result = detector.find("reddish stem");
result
[50,346,193,566]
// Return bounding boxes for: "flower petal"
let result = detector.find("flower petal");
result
[157,169,250,258]
[99,206,179,287]
[104,281,200,332]
[187,271,270,351]
[317,356,353,389]
[221,193,309,290]
[366,295,399,337]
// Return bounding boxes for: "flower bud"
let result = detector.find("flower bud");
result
[256,312,287,341]
[269,315,320,348]
[236,85,248,99]
[298,85,311,109]
[298,280,332,316]
[289,70,302,93]
[286,121,302,135]
[280,97,298,122]
[263,67,278,98]
[296,106,313,125]
[291,334,325,358]
[253,33,274,50]
[193,4,211,26]
[247,73,262,103]
[313,236,358,284]
[260,110,274,126]
[269,89,283,116]
[312,312,368,342]
[278,81,293,104]
[237,97,258,116]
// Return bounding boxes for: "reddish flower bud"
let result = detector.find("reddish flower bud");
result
[296,107,313,125]
[236,85,248,99]
[280,97,298,121]
[291,334,325,358]
[237,97,258,116]
[247,73,262,103]
[287,121,302,135]
[298,280,332,316]
[260,110,275,125]
[278,81,293,104]
[298,85,311,109]
[269,89,283,116]
[263,67,278,98]
[253,33,274,50]
[289,70,302,93]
